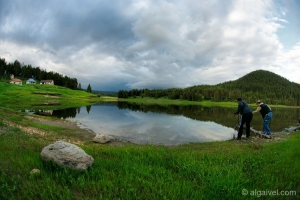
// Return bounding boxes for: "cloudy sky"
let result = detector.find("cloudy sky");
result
[0,0,299,91]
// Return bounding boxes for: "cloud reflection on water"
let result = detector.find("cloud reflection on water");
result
[67,104,234,145]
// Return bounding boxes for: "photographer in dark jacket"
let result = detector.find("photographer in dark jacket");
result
[252,100,272,135]
[234,98,253,139]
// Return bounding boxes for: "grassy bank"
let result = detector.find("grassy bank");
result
[0,81,116,110]
[1,81,296,110]
[0,108,299,199]
[118,96,300,108]
[118,96,238,107]
[1,82,299,199]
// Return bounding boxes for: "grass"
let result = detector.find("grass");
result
[1,81,300,199]
[0,108,299,199]
[118,96,300,108]
[1,81,297,110]
[118,96,238,107]
[0,81,116,110]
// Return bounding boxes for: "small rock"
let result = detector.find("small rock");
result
[30,168,40,175]
[92,134,111,143]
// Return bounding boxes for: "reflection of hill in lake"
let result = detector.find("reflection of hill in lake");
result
[117,102,299,132]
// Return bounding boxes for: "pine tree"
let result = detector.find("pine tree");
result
[87,84,92,93]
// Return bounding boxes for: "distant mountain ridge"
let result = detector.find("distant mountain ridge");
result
[118,70,300,106]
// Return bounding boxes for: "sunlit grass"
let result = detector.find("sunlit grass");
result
[0,81,116,110]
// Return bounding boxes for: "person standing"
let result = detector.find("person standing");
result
[252,100,273,135]
[234,98,253,139]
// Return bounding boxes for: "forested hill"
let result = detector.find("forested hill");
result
[118,70,300,106]
[215,70,300,105]
[0,58,80,90]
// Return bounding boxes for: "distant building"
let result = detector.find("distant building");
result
[10,74,14,79]
[26,78,36,84]
[9,78,22,85]
[40,80,54,85]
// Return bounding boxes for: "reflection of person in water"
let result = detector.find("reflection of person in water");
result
[234,98,253,139]
[252,100,273,135]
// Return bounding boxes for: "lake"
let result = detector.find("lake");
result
[31,102,300,146]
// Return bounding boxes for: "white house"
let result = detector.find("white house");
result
[9,78,22,85]
[26,78,36,84]
[40,80,54,85]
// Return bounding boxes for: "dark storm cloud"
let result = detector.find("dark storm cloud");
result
[0,0,136,51]
[0,0,299,90]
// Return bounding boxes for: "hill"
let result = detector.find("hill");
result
[0,81,114,110]
[0,58,79,90]
[214,70,300,105]
[118,70,300,106]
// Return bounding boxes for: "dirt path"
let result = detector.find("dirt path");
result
[21,115,125,146]
[24,115,93,133]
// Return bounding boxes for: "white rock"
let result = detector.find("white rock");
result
[92,134,111,143]
[40,141,94,171]
[30,168,40,175]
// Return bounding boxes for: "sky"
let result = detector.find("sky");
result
[0,0,299,91]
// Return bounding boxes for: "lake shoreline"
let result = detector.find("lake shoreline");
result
[12,109,299,147]
[1,106,300,199]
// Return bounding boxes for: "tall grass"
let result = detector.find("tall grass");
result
[1,119,299,199]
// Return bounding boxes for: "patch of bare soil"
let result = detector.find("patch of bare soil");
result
[43,95,61,98]
[232,133,288,145]
[3,119,47,136]
[24,115,81,129]
[20,115,125,146]
[22,116,94,142]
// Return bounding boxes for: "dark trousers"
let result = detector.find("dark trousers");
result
[238,112,253,138]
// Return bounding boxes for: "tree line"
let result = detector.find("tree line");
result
[118,70,300,106]
[0,58,84,90]
[117,101,299,131]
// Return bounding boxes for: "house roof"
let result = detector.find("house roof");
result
[10,78,22,82]
[40,80,54,82]
[27,78,36,82]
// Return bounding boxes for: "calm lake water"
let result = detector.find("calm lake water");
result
[32,102,300,146]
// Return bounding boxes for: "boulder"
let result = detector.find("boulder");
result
[283,126,300,133]
[41,141,94,171]
[92,134,111,143]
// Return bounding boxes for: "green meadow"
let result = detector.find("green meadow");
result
[0,81,299,199]
[0,81,116,110]
[118,96,300,108]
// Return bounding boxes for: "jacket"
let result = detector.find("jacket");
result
[236,101,252,115]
